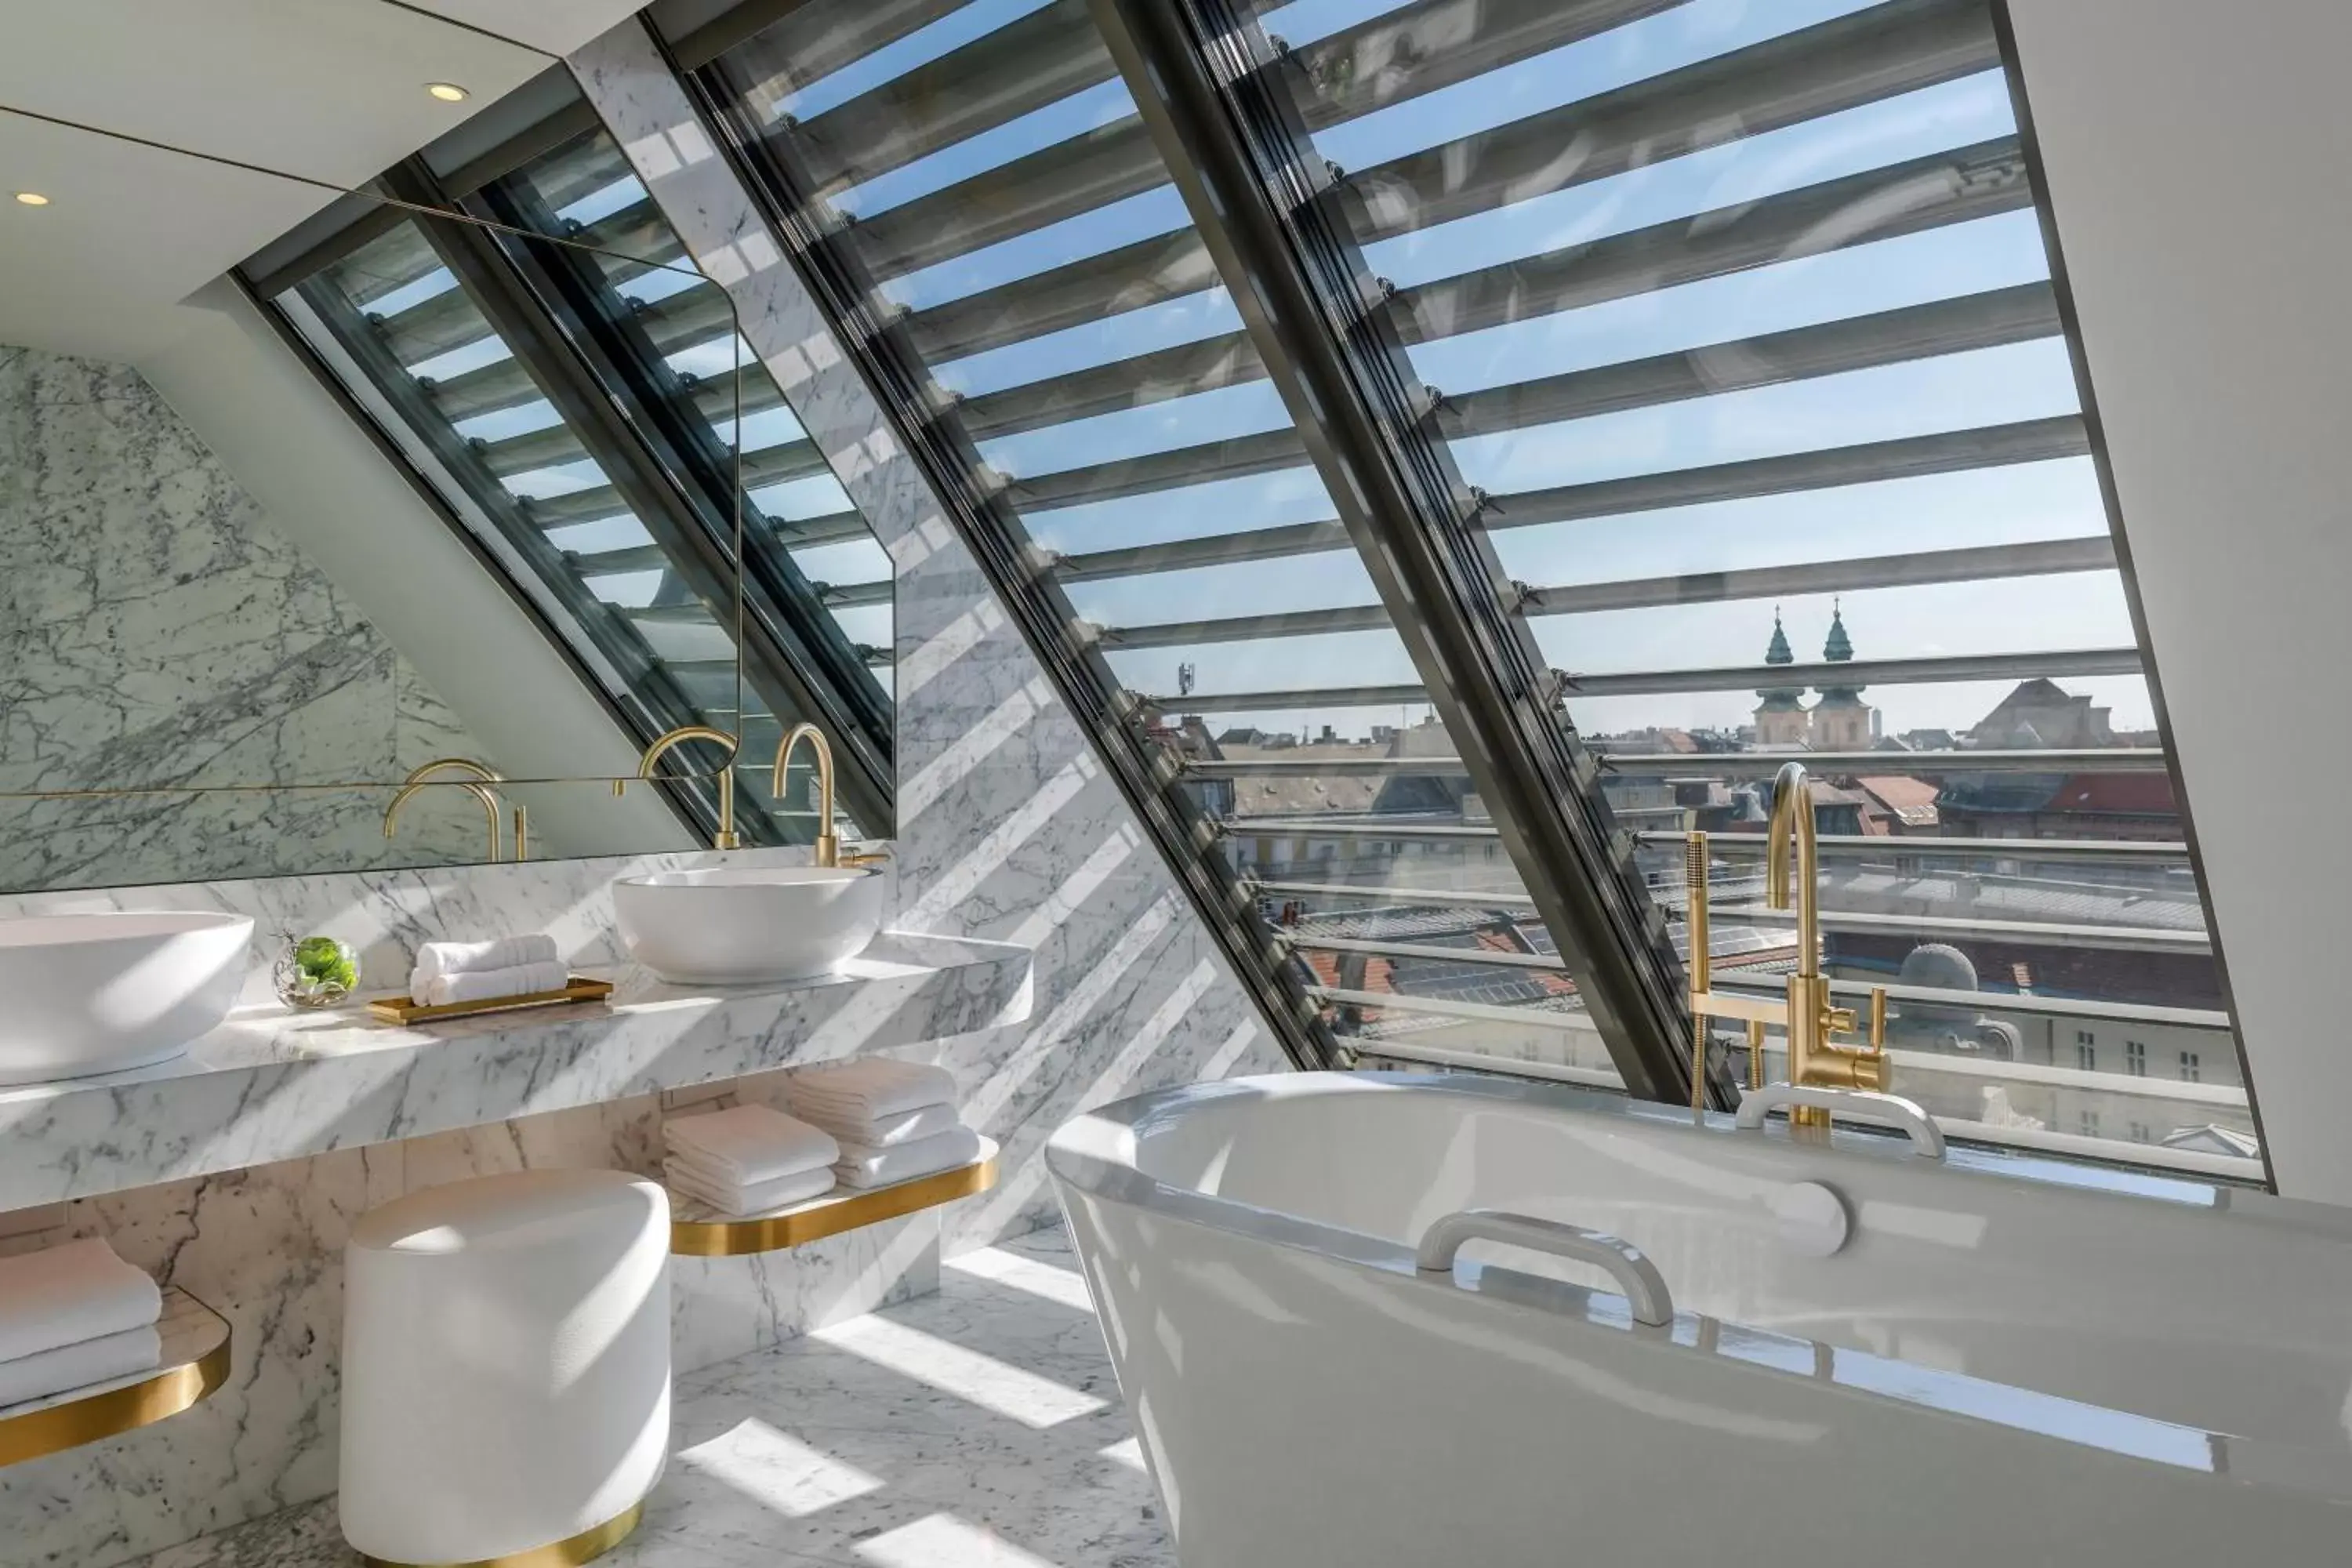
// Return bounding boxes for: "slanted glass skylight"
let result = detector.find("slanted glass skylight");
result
[687,0,2249,1169]
[1246,0,2242,1167]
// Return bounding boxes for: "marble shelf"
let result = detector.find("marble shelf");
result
[669,1138,1000,1257]
[0,1289,231,1468]
[0,932,1032,1210]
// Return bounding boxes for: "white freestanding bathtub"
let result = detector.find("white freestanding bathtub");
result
[1047,1073,2352,1566]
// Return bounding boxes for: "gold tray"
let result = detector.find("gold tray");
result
[366,976,614,1025]
[670,1138,999,1257]
[0,1288,231,1468]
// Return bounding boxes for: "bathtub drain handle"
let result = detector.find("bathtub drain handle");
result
[1414,1210,1674,1327]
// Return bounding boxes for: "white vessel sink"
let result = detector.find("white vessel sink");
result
[0,912,255,1085]
[612,867,884,985]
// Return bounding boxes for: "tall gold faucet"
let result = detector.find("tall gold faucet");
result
[770,723,887,869]
[1685,760,1889,1129]
[771,722,842,867]
[400,757,525,859]
[621,726,741,850]
[383,777,505,862]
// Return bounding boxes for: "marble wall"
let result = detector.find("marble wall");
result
[0,347,489,891]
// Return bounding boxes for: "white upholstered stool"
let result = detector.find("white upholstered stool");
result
[340,1169,670,1566]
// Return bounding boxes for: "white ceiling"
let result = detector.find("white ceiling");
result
[0,111,331,360]
[0,0,647,360]
[397,1,652,56]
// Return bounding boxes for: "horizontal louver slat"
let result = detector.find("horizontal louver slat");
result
[1156,649,2141,710]
[1102,537,2114,648]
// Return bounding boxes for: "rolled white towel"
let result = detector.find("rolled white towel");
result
[664,1105,839,1186]
[785,1059,957,1124]
[423,960,569,1008]
[833,1126,982,1190]
[0,1239,162,1364]
[794,1101,960,1151]
[0,1324,162,1410]
[663,1157,836,1218]
[409,935,560,1004]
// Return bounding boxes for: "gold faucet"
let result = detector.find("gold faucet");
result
[770,723,887,869]
[401,757,526,860]
[620,726,741,850]
[383,778,504,862]
[1685,760,1888,1129]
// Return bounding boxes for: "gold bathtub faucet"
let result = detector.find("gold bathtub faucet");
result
[621,726,741,850]
[1685,760,1889,1129]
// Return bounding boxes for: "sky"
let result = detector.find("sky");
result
[761,0,2147,739]
[330,0,2158,743]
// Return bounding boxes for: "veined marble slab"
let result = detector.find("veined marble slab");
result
[0,347,496,891]
[0,934,1031,1210]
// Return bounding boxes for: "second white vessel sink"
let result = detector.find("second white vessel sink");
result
[612,867,884,985]
[0,911,256,1086]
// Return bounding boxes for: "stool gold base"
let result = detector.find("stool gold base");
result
[357,1500,644,1568]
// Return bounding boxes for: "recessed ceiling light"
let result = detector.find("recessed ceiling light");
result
[426,82,470,103]
[13,192,49,206]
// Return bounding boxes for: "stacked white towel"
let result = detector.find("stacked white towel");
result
[0,1238,164,1409]
[663,1105,840,1216]
[408,935,564,1007]
[785,1060,982,1191]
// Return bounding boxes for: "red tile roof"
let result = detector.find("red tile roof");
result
[1854,774,1941,829]
[1472,930,1577,996]
[2051,772,2178,815]
[1855,775,1940,811]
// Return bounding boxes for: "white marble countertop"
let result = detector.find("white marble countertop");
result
[0,931,1032,1209]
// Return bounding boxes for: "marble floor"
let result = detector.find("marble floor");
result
[137,1229,1171,1568]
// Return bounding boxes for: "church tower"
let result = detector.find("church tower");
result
[1811,600,1874,750]
[1753,608,1810,746]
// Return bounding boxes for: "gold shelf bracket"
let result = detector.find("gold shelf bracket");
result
[0,1287,231,1468]
[670,1139,999,1258]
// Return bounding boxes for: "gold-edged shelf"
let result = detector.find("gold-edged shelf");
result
[0,1287,231,1468]
[365,975,613,1025]
[670,1138,999,1257]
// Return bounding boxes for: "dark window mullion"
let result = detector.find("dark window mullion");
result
[466,169,895,833]
[1089,0,1712,1107]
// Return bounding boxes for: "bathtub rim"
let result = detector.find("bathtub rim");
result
[1047,1070,2325,1221]
[1046,1072,2352,1502]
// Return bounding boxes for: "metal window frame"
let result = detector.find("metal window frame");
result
[263,226,767,847]
[464,161,897,828]
[675,33,1344,1072]
[1086,0,1709,1107]
[1987,0,2267,1186]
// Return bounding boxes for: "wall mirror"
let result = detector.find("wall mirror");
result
[1,71,895,895]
